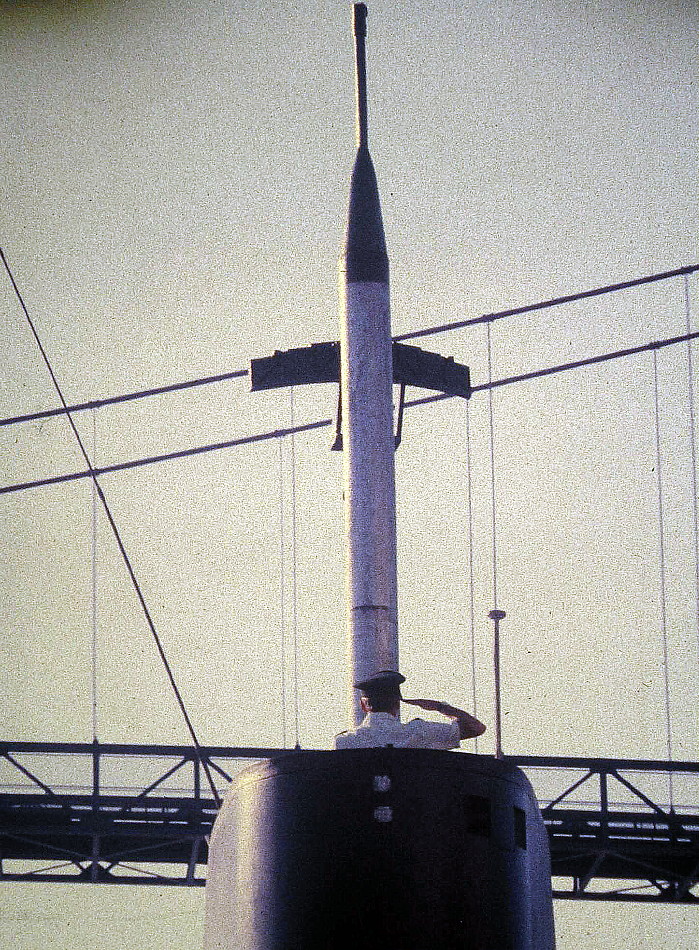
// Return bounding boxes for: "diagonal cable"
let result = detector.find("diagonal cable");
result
[394,263,699,342]
[0,247,221,807]
[0,369,249,428]
[0,420,333,495]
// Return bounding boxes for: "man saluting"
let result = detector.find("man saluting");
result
[334,670,485,750]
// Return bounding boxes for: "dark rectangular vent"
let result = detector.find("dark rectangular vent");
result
[514,806,527,850]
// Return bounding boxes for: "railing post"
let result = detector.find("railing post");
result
[599,767,609,843]
[193,750,202,822]
[91,738,100,806]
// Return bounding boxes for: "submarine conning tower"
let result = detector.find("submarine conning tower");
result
[204,6,555,949]
[204,749,555,950]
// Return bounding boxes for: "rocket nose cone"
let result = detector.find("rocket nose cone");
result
[342,146,389,283]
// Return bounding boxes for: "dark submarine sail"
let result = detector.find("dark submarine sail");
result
[205,749,555,950]
[204,7,556,949]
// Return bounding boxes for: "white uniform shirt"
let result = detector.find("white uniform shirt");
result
[334,711,460,750]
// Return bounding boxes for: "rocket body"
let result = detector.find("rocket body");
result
[340,6,399,728]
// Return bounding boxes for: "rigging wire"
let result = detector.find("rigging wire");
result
[684,276,699,660]
[91,408,99,743]
[277,436,288,748]
[652,350,674,807]
[0,247,222,807]
[3,330,699,499]
[289,389,301,749]
[464,400,479,754]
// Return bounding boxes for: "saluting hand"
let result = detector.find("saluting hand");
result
[402,698,451,714]
[402,697,486,739]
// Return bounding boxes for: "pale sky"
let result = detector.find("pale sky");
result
[1,0,697,946]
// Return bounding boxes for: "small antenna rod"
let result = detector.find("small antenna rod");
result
[353,3,368,148]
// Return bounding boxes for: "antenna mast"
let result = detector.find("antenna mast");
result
[354,3,369,149]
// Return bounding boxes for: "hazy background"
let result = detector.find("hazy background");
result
[1,0,697,946]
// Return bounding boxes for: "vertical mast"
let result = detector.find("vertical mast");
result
[340,3,399,727]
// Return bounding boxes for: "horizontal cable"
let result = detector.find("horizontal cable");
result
[395,263,699,342]
[0,369,249,428]
[2,264,696,431]
[2,329,697,497]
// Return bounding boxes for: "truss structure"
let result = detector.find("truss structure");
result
[0,742,696,902]
[514,755,698,902]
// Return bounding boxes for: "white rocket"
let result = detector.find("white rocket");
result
[249,2,470,728]
[340,2,399,727]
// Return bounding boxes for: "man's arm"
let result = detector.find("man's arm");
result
[402,698,486,740]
